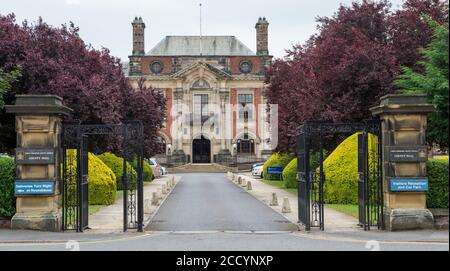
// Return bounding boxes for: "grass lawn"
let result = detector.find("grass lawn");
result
[260,178,298,195]
[259,177,359,219]
[326,204,359,218]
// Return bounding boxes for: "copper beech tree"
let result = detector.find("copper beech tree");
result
[0,14,166,157]
[265,0,448,153]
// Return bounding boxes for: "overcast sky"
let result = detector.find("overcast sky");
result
[2,0,404,61]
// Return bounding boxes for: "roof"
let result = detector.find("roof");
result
[147,36,255,56]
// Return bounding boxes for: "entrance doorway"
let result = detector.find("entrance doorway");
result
[192,136,211,163]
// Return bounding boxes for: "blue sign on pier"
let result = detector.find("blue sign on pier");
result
[389,179,428,192]
[15,181,55,195]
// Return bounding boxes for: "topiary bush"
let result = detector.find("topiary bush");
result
[322,132,378,205]
[263,153,295,181]
[66,150,116,205]
[283,158,297,188]
[0,157,15,218]
[426,157,449,208]
[97,152,137,190]
[132,158,154,182]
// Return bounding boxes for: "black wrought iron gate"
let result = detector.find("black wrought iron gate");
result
[61,121,144,232]
[296,120,384,231]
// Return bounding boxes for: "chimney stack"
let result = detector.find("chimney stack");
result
[132,17,145,56]
[255,17,269,56]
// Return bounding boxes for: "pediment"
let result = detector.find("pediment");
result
[170,61,231,80]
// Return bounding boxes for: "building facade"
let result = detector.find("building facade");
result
[127,17,273,164]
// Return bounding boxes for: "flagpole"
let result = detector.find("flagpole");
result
[199,2,203,56]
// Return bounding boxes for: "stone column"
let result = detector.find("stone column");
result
[370,94,435,231]
[172,88,186,163]
[5,95,72,231]
[216,91,232,163]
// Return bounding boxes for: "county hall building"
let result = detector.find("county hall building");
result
[126,17,273,164]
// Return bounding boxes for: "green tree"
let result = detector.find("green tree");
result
[395,17,449,148]
[0,66,21,109]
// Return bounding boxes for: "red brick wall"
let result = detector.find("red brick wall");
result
[141,56,172,74]
[229,56,263,74]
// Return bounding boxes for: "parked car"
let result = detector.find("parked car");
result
[160,166,167,176]
[251,162,264,178]
[147,158,161,178]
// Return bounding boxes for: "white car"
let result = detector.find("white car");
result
[160,166,167,176]
[252,163,264,178]
[147,158,161,178]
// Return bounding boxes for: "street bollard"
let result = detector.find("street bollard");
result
[238,176,242,185]
[162,184,167,194]
[144,199,151,213]
[166,181,171,191]
[246,181,252,190]
[241,178,247,187]
[157,188,163,199]
[270,192,278,206]
[151,192,159,206]
[282,197,291,213]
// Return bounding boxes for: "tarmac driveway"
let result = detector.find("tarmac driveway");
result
[146,173,297,231]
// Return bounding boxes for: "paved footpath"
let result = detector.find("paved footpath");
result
[89,175,180,232]
[146,173,298,231]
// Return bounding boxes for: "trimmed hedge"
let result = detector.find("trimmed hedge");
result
[0,157,15,217]
[97,152,137,190]
[66,150,116,205]
[263,153,295,181]
[283,151,329,189]
[322,132,378,205]
[282,158,297,188]
[133,158,154,182]
[427,157,449,208]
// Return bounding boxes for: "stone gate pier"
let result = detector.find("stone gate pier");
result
[370,94,435,231]
[5,95,72,231]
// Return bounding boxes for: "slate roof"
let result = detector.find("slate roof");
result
[147,36,255,56]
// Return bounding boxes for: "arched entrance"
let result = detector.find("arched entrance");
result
[192,135,211,163]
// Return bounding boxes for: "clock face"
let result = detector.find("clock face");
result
[150,61,163,74]
[239,61,252,74]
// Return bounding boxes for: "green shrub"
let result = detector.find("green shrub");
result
[0,157,15,217]
[263,153,295,181]
[283,150,329,189]
[66,150,116,205]
[427,157,449,208]
[322,133,378,205]
[97,152,137,190]
[282,158,297,188]
[132,158,154,182]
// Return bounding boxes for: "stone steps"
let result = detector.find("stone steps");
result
[168,163,234,173]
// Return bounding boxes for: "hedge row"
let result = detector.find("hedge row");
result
[0,157,15,218]
[262,153,295,181]
[97,152,137,190]
[427,157,449,208]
